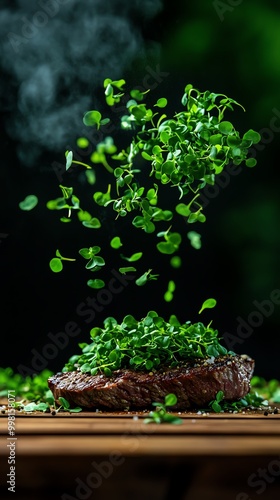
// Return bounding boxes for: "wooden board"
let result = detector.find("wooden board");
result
[1,406,280,457]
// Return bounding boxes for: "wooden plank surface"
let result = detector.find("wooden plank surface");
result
[1,414,280,435]
[1,408,280,457]
[2,434,280,457]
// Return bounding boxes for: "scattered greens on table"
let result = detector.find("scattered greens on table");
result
[19,80,261,298]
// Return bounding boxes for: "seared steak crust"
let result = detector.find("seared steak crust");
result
[48,354,255,410]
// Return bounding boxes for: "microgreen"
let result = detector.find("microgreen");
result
[144,393,183,424]
[62,310,230,376]
[199,298,217,314]
[164,280,176,302]
[18,195,38,211]
[57,397,82,413]
[0,367,82,414]
[207,388,270,413]
[49,249,76,273]
[187,231,201,250]
[250,376,280,403]
[16,78,263,416]
[23,79,260,290]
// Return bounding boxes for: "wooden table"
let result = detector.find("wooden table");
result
[1,408,280,500]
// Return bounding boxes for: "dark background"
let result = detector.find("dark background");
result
[1,0,280,379]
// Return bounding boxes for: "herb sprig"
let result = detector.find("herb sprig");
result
[208,389,270,413]
[144,393,183,424]
[62,309,230,377]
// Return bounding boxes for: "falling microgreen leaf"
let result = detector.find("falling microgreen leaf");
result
[49,257,63,273]
[154,97,168,108]
[119,267,136,274]
[120,252,143,262]
[110,236,122,249]
[83,110,102,128]
[164,280,176,302]
[187,231,201,249]
[199,298,217,314]
[135,269,159,286]
[170,256,182,268]
[87,279,105,289]
[82,217,101,229]
[19,195,38,211]
[76,137,89,148]
[65,150,73,170]
[49,250,76,273]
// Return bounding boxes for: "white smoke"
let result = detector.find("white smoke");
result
[0,0,163,166]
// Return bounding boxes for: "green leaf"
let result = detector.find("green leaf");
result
[135,273,148,286]
[110,236,122,249]
[246,158,257,168]
[165,393,177,406]
[211,401,222,413]
[227,135,241,147]
[82,218,101,229]
[49,258,63,273]
[243,129,261,144]
[65,150,73,170]
[215,390,224,403]
[87,279,105,289]
[168,280,176,292]
[209,134,223,145]
[164,291,173,302]
[175,203,191,217]
[199,298,217,314]
[141,151,153,161]
[120,252,143,262]
[83,110,102,128]
[68,407,83,413]
[79,247,100,259]
[119,267,136,273]
[59,397,70,409]
[76,137,89,148]
[170,256,182,268]
[155,98,168,108]
[77,210,92,222]
[187,231,201,250]
[157,242,176,254]
[130,89,145,101]
[19,195,38,211]
[218,121,233,135]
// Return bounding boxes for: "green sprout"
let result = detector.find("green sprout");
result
[144,393,183,424]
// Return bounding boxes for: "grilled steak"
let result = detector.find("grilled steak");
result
[48,354,255,410]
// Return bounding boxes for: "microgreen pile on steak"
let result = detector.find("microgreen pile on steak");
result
[47,311,255,410]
